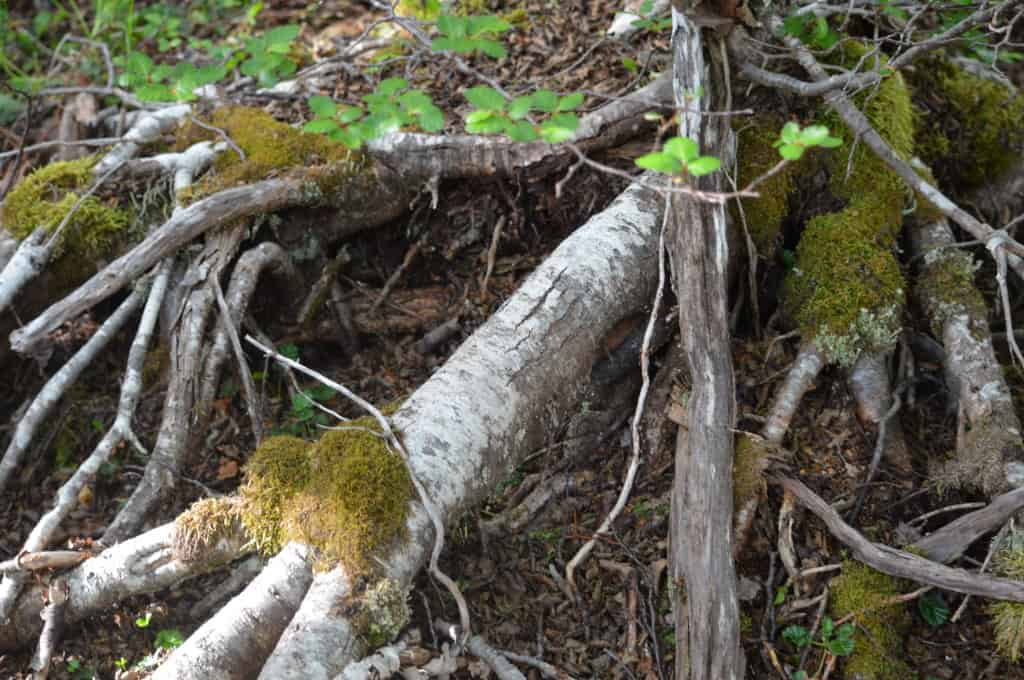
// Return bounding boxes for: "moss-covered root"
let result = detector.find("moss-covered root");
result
[991,530,1024,663]
[172,496,248,565]
[910,215,1024,497]
[830,561,912,680]
[239,420,414,575]
[733,433,782,553]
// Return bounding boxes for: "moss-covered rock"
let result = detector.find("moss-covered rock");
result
[2,155,132,260]
[909,55,1024,190]
[239,419,413,574]
[830,561,912,680]
[175,106,365,204]
[350,578,411,646]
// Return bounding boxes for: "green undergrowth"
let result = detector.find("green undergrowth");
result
[239,417,413,574]
[733,115,799,259]
[991,532,1024,662]
[830,560,912,679]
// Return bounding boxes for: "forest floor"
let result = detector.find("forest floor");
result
[2,1,1024,679]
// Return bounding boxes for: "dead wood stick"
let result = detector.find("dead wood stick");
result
[910,486,1024,564]
[775,476,1024,602]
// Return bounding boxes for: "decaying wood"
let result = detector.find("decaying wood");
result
[667,10,744,680]
[911,485,1024,564]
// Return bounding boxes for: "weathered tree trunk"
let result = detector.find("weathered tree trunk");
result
[667,10,745,680]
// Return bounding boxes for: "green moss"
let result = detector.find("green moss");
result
[784,43,912,366]
[990,535,1024,662]
[830,561,911,680]
[281,419,413,572]
[915,248,985,337]
[239,435,314,556]
[2,156,131,260]
[172,496,244,564]
[909,55,1024,189]
[733,434,773,510]
[239,419,413,574]
[732,116,798,258]
[175,106,365,204]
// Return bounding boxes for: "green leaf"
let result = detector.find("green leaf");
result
[378,77,408,96]
[686,156,720,176]
[507,95,533,120]
[781,625,812,649]
[547,113,579,131]
[436,15,466,38]
[338,106,364,124]
[329,127,364,149]
[622,57,638,73]
[820,616,835,640]
[136,84,176,102]
[416,103,445,132]
[466,109,496,125]
[467,15,511,36]
[155,629,184,650]
[664,137,699,162]
[780,121,801,144]
[557,92,585,112]
[464,86,506,112]
[303,118,340,134]
[308,95,337,119]
[778,143,805,160]
[826,625,855,657]
[818,136,842,148]
[530,90,559,113]
[506,121,538,142]
[466,114,509,135]
[918,591,950,627]
[264,24,300,45]
[635,152,682,175]
[477,39,507,59]
[279,343,300,360]
[538,122,575,143]
[774,586,786,605]
[798,124,830,146]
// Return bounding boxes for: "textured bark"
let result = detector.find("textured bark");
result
[911,486,1024,564]
[667,11,744,680]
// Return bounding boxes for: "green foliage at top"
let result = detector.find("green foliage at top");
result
[2,155,131,260]
[830,561,912,680]
[240,419,413,574]
[304,78,444,149]
[909,55,1024,191]
[463,87,583,142]
[773,122,842,161]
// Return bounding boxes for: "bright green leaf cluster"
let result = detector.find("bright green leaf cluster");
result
[635,136,721,177]
[431,14,511,59]
[630,0,672,32]
[303,78,444,149]
[774,122,842,160]
[781,617,855,657]
[239,24,301,88]
[118,51,226,102]
[781,12,840,50]
[463,87,583,143]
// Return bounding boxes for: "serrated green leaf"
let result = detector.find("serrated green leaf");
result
[466,116,509,135]
[918,591,950,627]
[378,77,408,96]
[430,36,456,52]
[465,86,506,112]
[416,103,445,132]
[547,113,579,131]
[264,24,300,45]
[530,90,558,113]
[506,121,538,142]
[664,136,699,162]
[136,84,175,102]
[799,124,831,146]
[557,92,585,112]
[304,118,340,133]
[308,95,337,118]
[779,143,805,160]
[818,136,842,148]
[329,127,363,149]
[686,156,720,176]
[539,123,574,144]
[821,617,835,640]
[781,625,812,649]
[826,632,855,657]
[635,152,682,175]
[466,109,495,125]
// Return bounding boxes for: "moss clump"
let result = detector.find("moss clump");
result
[172,496,245,563]
[351,578,411,646]
[2,156,131,260]
[733,434,775,511]
[732,116,798,259]
[239,419,413,574]
[239,435,314,556]
[830,561,912,680]
[989,531,1024,662]
[909,55,1024,190]
[281,420,413,572]
[914,247,986,337]
[175,106,364,203]
[784,43,911,366]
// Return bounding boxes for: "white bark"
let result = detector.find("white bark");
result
[93,104,192,175]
